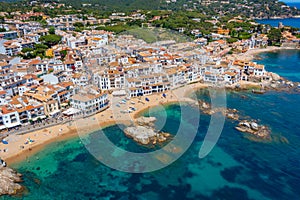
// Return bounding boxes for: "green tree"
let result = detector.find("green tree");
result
[60,50,67,60]
[74,22,84,28]
[48,26,55,35]
[21,47,33,53]
[227,37,238,43]
[267,28,282,45]
[40,34,62,47]
[34,44,48,49]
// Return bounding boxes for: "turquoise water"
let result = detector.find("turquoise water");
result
[2,50,300,200]
[253,49,300,82]
[256,18,300,28]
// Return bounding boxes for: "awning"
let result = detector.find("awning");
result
[49,110,61,116]
[5,122,21,128]
[112,90,127,96]
[0,125,6,130]
[62,108,81,116]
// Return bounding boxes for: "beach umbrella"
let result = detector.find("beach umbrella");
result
[145,97,150,102]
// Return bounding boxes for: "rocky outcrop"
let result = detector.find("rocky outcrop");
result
[0,166,23,196]
[235,121,270,139]
[198,100,239,120]
[135,116,156,127]
[270,72,281,81]
[198,99,275,140]
[124,117,170,145]
[124,126,157,145]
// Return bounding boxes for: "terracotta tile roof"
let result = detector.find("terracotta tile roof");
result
[58,81,73,88]
[29,59,41,65]
[1,106,17,114]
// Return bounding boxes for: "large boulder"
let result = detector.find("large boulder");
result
[124,126,157,145]
[0,166,23,196]
[271,73,281,81]
[135,117,156,127]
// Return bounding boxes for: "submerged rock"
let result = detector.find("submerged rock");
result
[0,166,23,196]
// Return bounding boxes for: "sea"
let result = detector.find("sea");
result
[286,2,300,9]
[2,50,300,200]
[256,3,300,28]
[256,18,300,29]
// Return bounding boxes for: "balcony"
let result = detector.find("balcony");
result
[20,115,28,120]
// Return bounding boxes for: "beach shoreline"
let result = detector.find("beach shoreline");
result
[233,46,299,62]
[1,82,208,166]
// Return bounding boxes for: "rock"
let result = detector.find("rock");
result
[270,84,277,88]
[271,73,281,81]
[250,122,259,131]
[0,166,23,196]
[236,120,271,139]
[135,117,156,127]
[162,132,170,137]
[157,135,166,143]
[227,113,239,120]
[227,113,234,119]
[239,122,251,128]
[202,102,209,109]
[124,126,156,145]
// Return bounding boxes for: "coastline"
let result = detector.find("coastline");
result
[1,82,208,166]
[231,46,299,62]
[253,16,300,20]
[2,47,298,167]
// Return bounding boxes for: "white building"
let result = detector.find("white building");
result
[70,88,109,115]
[0,106,21,130]
[48,59,65,71]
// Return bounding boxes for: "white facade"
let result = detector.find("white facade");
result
[70,90,109,115]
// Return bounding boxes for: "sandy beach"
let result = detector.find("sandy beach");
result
[0,82,207,166]
[230,46,299,62]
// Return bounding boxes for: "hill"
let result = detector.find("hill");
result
[0,0,299,19]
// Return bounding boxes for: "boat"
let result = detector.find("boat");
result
[252,89,266,94]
